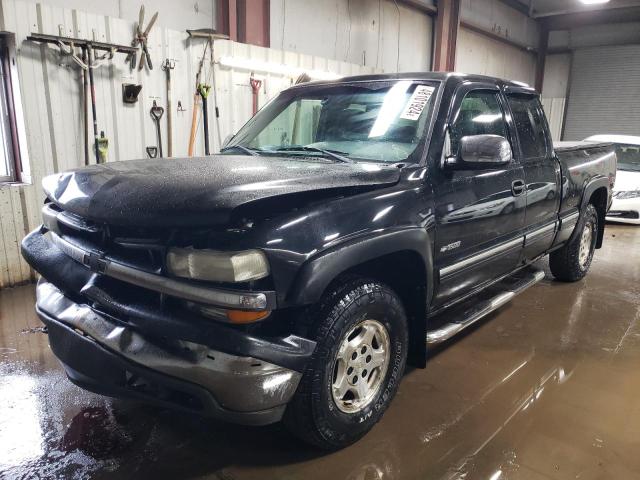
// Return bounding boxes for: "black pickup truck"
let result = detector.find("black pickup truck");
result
[22,72,616,450]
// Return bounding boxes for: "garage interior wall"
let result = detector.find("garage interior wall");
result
[270,0,435,72]
[8,0,218,31]
[541,53,570,141]
[543,22,640,141]
[456,0,538,85]
[0,0,377,287]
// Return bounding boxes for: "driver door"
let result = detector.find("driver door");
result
[432,85,526,307]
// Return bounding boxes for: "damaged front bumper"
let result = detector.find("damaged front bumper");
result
[22,228,316,425]
[36,280,302,425]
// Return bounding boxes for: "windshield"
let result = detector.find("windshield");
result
[615,144,640,172]
[225,80,439,163]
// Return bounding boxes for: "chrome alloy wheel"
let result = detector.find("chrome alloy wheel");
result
[578,222,594,268]
[331,319,390,414]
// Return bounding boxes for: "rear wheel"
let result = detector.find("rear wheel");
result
[283,278,408,450]
[550,204,598,282]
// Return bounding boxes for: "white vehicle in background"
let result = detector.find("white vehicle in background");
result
[584,135,640,225]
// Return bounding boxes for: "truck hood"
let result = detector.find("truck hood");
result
[42,155,401,227]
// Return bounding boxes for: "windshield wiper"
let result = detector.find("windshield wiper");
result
[273,145,352,163]
[220,145,261,156]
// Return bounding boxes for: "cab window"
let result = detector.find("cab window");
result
[450,90,508,154]
[506,94,549,159]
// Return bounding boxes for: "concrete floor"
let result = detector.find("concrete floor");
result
[1,224,639,480]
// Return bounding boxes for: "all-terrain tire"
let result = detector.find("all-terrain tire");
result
[550,203,598,282]
[283,278,408,450]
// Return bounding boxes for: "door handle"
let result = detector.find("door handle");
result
[511,180,525,196]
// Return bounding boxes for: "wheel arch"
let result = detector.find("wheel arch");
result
[287,228,434,368]
[576,177,609,249]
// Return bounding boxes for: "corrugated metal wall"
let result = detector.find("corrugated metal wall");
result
[0,0,376,288]
[563,45,640,140]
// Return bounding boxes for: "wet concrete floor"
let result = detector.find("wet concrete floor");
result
[1,224,639,480]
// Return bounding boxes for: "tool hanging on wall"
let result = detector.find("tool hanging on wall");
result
[146,146,158,158]
[162,59,176,157]
[208,41,223,148]
[81,49,89,165]
[197,84,212,155]
[122,84,142,104]
[250,73,262,116]
[86,45,101,163]
[26,33,136,164]
[186,29,229,157]
[125,6,158,71]
[150,100,165,158]
[97,131,109,163]
[188,39,209,156]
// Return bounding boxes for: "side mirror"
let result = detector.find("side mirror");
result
[460,134,512,167]
[222,134,234,148]
[444,134,512,169]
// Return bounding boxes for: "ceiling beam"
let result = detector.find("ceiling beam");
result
[496,0,531,17]
[540,6,640,29]
[397,0,437,16]
[460,21,537,54]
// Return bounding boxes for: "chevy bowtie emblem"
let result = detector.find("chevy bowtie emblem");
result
[83,251,108,273]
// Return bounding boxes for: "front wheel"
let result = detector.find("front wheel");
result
[550,204,598,282]
[283,278,408,450]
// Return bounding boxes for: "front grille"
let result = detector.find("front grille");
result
[45,203,167,272]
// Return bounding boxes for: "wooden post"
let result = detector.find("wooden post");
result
[535,25,549,93]
[432,0,461,72]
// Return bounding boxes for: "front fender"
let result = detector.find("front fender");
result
[287,227,434,307]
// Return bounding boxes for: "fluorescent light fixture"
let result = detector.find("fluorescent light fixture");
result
[218,56,341,81]
[579,0,610,4]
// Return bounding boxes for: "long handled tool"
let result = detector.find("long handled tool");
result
[198,84,211,155]
[125,6,158,71]
[26,33,136,164]
[87,45,100,163]
[250,73,262,116]
[188,39,209,156]
[150,101,165,158]
[186,29,228,156]
[81,49,89,165]
[162,59,175,157]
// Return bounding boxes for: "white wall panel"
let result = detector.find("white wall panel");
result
[541,97,566,142]
[270,0,433,72]
[11,0,217,32]
[0,0,376,287]
[455,27,536,86]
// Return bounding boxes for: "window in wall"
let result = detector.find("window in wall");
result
[450,90,508,154]
[506,94,549,159]
[0,33,27,184]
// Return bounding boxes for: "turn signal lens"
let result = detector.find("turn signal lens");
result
[226,309,271,324]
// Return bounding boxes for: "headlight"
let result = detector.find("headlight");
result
[614,190,640,200]
[167,248,270,282]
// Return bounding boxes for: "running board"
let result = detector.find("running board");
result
[426,268,546,345]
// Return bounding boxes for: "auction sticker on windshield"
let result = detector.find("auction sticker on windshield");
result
[400,85,435,121]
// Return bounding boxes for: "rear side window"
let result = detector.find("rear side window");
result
[506,94,549,159]
[450,90,508,154]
